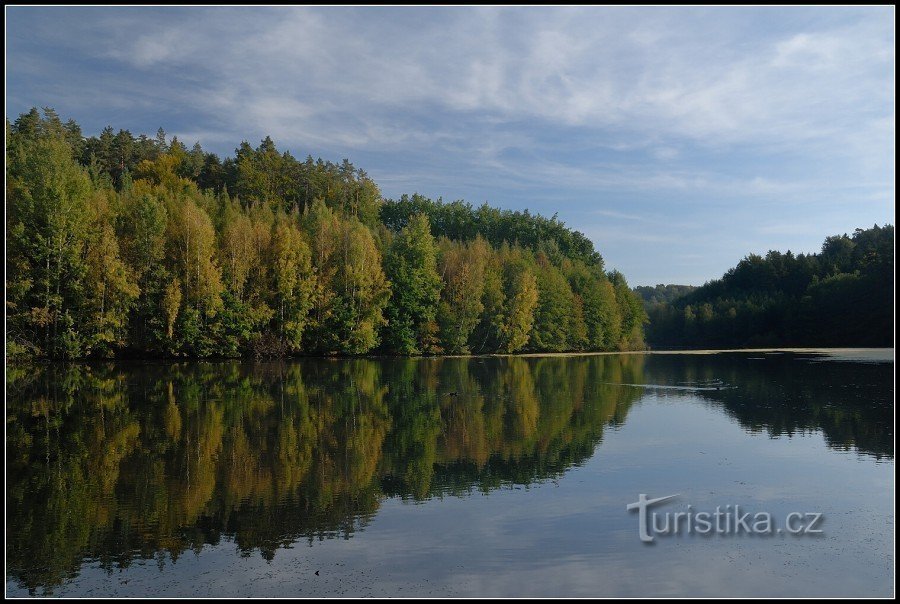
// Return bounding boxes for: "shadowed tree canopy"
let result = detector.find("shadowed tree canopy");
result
[640,225,893,348]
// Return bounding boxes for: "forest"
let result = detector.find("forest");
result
[6,108,647,359]
[642,225,894,348]
[634,284,697,306]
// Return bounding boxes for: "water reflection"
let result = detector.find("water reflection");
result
[638,352,893,459]
[5,352,893,595]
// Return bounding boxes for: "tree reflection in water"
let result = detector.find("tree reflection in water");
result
[6,352,892,594]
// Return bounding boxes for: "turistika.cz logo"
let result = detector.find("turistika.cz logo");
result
[626,494,824,543]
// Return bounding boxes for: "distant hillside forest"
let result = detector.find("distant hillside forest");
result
[634,284,697,306]
[643,225,894,348]
[6,108,646,359]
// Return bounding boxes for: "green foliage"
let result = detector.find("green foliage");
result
[530,255,575,352]
[271,215,315,351]
[7,110,93,358]
[304,200,390,354]
[496,248,539,353]
[383,214,442,354]
[634,284,697,305]
[611,271,647,351]
[6,107,648,357]
[566,261,618,350]
[436,237,489,354]
[381,193,603,267]
[82,199,140,355]
[644,225,894,348]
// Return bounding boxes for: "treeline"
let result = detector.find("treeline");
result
[6,108,646,359]
[644,225,893,348]
[634,284,697,306]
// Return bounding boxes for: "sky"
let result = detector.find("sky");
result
[6,6,895,286]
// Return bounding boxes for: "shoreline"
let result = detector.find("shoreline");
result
[8,347,894,364]
[512,347,895,357]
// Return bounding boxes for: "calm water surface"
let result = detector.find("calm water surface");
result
[6,351,894,597]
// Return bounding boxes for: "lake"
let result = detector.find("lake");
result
[5,350,894,597]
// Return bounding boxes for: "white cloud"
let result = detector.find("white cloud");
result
[50,7,889,160]
[6,6,894,285]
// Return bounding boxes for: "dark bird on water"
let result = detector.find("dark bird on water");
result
[315,571,319,576]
